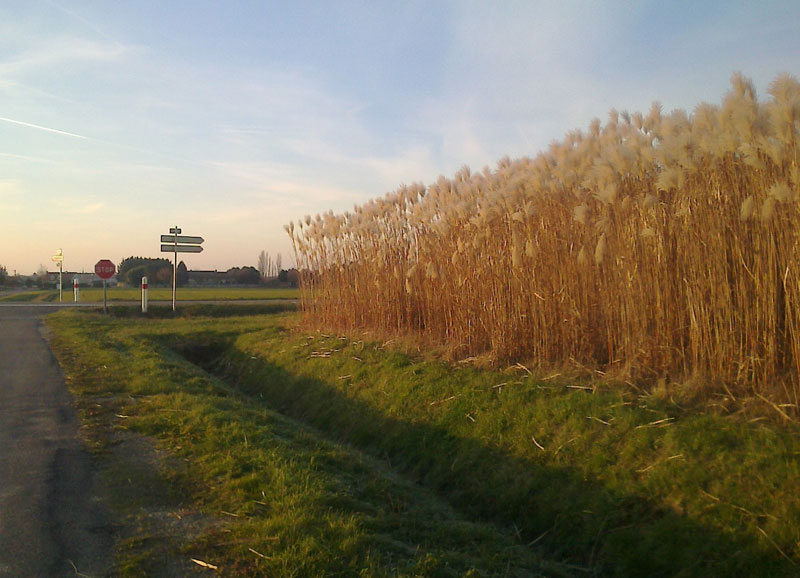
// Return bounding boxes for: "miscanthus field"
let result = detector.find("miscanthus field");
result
[289,73,800,410]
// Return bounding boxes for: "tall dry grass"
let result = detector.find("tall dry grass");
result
[287,73,800,405]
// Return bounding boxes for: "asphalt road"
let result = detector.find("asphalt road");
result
[0,305,112,577]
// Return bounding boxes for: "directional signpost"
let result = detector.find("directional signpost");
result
[52,249,64,302]
[160,226,204,310]
[94,259,116,314]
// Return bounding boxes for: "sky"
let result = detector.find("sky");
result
[1,0,799,276]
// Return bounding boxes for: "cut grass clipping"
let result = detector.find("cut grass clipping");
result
[47,307,800,577]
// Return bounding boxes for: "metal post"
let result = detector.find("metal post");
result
[73,277,79,302]
[103,279,108,314]
[172,225,178,311]
[142,276,148,313]
[58,261,63,302]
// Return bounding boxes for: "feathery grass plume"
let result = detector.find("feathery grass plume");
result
[573,203,590,225]
[760,196,777,222]
[643,193,659,209]
[656,167,683,192]
[596,183,618,205]
[577,245,589,265]
[594,233,607,266]
[740,195,756,221]
[769,181,792,202]
[525,238,535,258]
[287,71,800,408]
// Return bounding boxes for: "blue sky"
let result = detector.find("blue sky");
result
[1,0,799,275]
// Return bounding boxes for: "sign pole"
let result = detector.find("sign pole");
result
[172,225,178,311]
[160,226,202,312]
[94,259,116,315]
[52,249,64,300]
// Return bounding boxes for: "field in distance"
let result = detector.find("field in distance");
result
[0,286,299,303]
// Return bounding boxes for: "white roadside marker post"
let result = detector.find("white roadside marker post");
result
[142,276,148,313]
[73,277,79,302]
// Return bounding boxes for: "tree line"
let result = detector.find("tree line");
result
[0,255,294,289]
[117,257,262,286]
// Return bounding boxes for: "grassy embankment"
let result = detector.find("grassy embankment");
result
[47,306,559,577]
[0,287,299,303]
[47,307,800,577]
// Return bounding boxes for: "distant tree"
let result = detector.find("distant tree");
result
[118,257,143,281]
[0,265,7,286]
[275,253,282,275]
[258,250,269,279]
[155,266,172,284]
[119,256,172,285]
[226,266,260,285]
[278,269,288,282]
[126,265,148,286]
[36,264,49,288]
[177,261,188,287]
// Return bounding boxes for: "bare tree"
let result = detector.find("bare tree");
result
[276,253,282,274]
[35,264,48,288]
[258,250,268,279]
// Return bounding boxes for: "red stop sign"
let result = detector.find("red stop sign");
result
[94,259,116,280]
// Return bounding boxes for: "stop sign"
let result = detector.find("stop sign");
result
[94,259,116,279]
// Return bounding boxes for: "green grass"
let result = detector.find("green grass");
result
[0,289,60,302]
[46,308,559,577]
[79,286,300,302]
[0,286,299,303]
[212,331,800,577]
[46,308,800,577]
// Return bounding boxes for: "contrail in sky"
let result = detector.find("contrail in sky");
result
[0,115,209,167]
[0,116,89,140]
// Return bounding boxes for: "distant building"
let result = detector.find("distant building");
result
[72,273,96,287]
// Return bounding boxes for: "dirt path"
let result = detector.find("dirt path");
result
[0,305,113,577]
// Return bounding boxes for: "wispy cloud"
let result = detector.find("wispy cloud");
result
[0,180,20,217]
[209,160,366,207]
[0,116,89,140]
[0,38,129,78]
[45,0,122,45]
[0,179,21,196]
[0,152,57,164]
[73,202,106,214]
